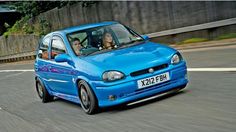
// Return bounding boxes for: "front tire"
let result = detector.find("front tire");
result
[35,79,54,103]
[78,80,98,114]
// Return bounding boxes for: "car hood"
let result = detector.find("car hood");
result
[80,41,176,75]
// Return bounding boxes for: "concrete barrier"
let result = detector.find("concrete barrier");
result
[147,18,236,38]
[1,18,235,63]
[0,35,39,63]
[1,1,236,63]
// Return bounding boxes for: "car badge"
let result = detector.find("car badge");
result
[148,68,154,73]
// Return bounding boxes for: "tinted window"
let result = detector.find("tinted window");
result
[38,37,50,60]
[51,36,66,59]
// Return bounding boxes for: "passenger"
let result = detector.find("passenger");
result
[41,51,49,60]
[72,38,82,55]
[102,32,115,49]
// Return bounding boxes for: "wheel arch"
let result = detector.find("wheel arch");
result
[74,76,99,103]
[35,75,53,95]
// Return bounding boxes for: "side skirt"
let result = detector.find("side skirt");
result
[51,91,81,104]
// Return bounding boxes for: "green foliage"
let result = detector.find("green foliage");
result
[3,16,34,37]
[216,33,236,40]
[178,38,208,44]
[3,32,10,38]
[3,1,98,36]
[39,18,50,35]
[177,33,236,45]
[23,23,34,34]
[8,1,79,17]
[3,15,52,37]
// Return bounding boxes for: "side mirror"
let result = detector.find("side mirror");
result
[38,50,43,58]
[142,35,150,41]
[55,54,74,67]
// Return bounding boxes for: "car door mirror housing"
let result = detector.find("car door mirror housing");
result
[142,35,150,41]
[55,54,72,63]
[38,50,43,58]
[55,54,75,67]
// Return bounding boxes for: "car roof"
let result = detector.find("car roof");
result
[57,21,119,34]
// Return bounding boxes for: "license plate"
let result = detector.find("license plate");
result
[137,72,170,89]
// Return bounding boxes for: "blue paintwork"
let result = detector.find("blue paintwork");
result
[141,35,150,41]
[34,22,188,108]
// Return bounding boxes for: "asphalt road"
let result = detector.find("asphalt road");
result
[0,45,236,132]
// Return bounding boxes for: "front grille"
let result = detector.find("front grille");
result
[130,64,168,77]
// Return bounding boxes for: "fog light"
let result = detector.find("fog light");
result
[108,95,117,101]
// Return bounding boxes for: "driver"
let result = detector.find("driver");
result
[72,38,82,55]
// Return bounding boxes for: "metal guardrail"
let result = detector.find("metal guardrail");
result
[147,18,236,38]
[0,18,236,63]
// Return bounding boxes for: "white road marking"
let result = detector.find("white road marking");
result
[0,68,236,73]
[0,107,2,110]
[5,71,26,78]
[187,68,236,72]
[0,71,26,80]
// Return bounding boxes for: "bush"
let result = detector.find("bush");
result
[216,33,236,40]
[177,38,208,44]
[3,15,51,37]
[3,15,31,37]
[39,18,50,35]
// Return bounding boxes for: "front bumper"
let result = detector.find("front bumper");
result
[90,62,188,107]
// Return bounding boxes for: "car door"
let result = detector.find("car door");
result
[35,36,51,85]
[46,35,77,96]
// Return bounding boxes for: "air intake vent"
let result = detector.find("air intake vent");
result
[130,64,168,77]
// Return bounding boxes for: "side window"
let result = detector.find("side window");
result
[38,37,50,60]
[69,32,88,56]
[77,32,88,47]
[69,32,88,47]
[51,36,66,59]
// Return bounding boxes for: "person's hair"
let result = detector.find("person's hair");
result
[102,32,115,49]
[102,31,111,39]
[102,32,112,43]
[73,38,80,42]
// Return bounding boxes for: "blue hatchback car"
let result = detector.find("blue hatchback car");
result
[34,21,188,114]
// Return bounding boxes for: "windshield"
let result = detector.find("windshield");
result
[67,24,144,56]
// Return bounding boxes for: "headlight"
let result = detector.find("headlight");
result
[102,71,124,82]
[171,53,182,65]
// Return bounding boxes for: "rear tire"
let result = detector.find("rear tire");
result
[35,78,54,103]
[78,80,98,115]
